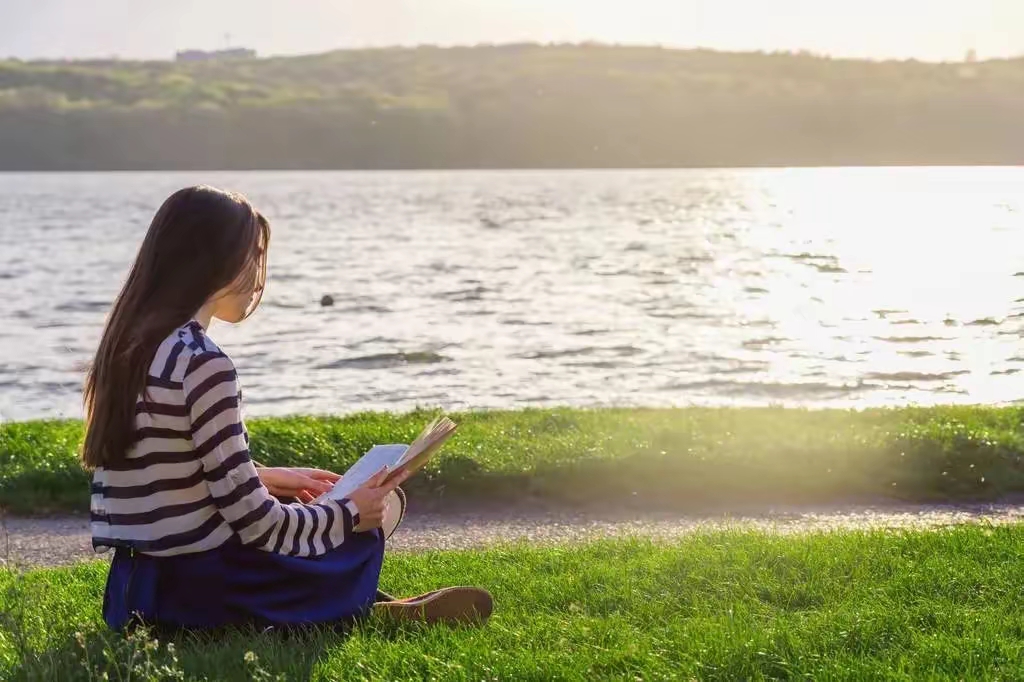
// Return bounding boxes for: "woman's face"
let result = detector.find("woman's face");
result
[212,239,265,324]
[212,278,260,323]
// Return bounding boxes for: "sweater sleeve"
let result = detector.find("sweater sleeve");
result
[182,349,361,556]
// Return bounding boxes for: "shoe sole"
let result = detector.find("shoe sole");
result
[375,587,493,626]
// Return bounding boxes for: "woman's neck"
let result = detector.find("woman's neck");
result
[192,305,214,330]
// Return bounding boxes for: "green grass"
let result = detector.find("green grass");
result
[4,406,1024,515]
[2,527,1023,680]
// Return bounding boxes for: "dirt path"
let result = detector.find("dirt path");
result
[4,502,1023,569]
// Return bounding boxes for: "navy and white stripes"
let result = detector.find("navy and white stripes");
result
[91,320,359,557]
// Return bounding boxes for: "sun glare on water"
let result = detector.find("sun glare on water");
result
[730,167,1024,406]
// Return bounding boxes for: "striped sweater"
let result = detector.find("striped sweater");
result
[90,320,360,557]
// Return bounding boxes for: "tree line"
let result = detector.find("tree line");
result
[0,44,1021,170]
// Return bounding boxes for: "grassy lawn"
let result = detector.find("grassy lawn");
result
[2,526,1023,680]
[4,406,1024,515]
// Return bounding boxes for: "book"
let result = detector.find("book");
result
[315,416,458,503]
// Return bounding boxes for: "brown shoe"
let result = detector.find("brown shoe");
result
[374,587,493,626]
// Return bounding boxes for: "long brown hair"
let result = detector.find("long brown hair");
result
[82,186,270,469]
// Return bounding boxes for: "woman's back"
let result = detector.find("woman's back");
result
[91,320,358,557]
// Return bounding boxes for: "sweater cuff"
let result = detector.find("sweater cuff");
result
[339,497,360,532]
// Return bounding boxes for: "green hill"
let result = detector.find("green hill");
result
[1,44,1022,170]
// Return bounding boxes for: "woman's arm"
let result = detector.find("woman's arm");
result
[182,349,360,556]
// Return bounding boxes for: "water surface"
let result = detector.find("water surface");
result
[2,167,1022,421]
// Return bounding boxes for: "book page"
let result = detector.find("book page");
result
[313,416,458,503]
[385,416,457,484]
[316,444,408,502]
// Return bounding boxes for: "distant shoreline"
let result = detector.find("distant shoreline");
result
[3,45,1021,171]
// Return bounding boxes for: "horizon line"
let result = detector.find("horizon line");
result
[4,41,1020,66]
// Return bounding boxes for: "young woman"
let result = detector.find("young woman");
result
[83,185,492,632]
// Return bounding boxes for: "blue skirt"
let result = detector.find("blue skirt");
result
[102,529,385,632]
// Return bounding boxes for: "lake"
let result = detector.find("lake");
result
[1,167,1023,422]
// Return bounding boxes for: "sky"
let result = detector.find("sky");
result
[1,0,1022,62]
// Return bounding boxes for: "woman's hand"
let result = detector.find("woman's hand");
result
[257,467,341,503]
[348,467,410,533]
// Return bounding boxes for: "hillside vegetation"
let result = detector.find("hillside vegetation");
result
[1,45,1022,169]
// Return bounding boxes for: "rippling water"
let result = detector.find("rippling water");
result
[2,168,1023,421]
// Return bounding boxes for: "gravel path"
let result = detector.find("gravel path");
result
[4,502,1024,569]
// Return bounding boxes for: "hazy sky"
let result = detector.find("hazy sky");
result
[2,0,1021,62]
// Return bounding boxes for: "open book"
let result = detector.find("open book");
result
[315,416,458,503]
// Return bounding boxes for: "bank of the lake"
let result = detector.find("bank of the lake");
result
[4,406,1024,515]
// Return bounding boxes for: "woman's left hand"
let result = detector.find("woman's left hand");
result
[257,467,342,503]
